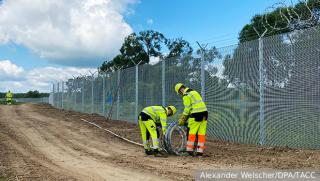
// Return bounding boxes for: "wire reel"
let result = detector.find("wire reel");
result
[164,122,187,155]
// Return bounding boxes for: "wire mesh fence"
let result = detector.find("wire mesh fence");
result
[51,26,320,149]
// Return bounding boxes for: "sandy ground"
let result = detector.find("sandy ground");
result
[1,104,320,181]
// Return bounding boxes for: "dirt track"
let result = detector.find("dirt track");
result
[1,104,320,180]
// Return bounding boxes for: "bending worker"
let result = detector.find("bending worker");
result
[6,90,13,105]
[138,105,176,157]
[175,83,208,156]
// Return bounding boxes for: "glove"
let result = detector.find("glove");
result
[178,115,188,126]
[162,128,167,135]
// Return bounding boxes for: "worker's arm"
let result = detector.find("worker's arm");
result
[177,96,191,126]
[182,95,191,116]
[159,113,167,135]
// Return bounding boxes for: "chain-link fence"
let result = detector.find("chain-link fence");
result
[51,26,320,149]
[0,97,49,103]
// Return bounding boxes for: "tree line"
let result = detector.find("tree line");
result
[0,90,49,98]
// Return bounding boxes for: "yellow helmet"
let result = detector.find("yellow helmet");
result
[175,83,184,95]
[166,106,177,116]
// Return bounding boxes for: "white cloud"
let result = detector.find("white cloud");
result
[0,60,24,81]
[0,0,137,66]
[147,18,153,25]
[213,62,225,78]
[149,56,160,65]
[0,60,95,92]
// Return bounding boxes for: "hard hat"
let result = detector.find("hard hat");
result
[166,106,177,116]
[175,83,184,95]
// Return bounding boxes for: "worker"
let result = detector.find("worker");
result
[5,90,13,105]
[138,105,177,157]
[175,83,208,156]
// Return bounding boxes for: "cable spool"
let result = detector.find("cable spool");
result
[164,122,187,155]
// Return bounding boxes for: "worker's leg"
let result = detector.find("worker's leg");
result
[143,119,159,150]
[186,118,201,153]
[196,119,207,155]
[138,118,150,150]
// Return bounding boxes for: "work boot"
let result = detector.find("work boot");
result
[145,149,153,155]
[153,149,168,158]
[195,152,210,157]
[179,151,194,157]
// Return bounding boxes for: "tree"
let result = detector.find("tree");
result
[137,30,168,58]
[239,0,320,43]
[99,30,193,73]
[167,38,193,58]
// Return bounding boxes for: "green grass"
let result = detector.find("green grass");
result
[0,175,11,181]
[0,167,12,181]
[0,100,23,105]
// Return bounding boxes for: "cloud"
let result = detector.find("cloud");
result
[0,60,24,81]
[0,0,137,66]
[149,56,160,65]
[0,60,95,92]
[213,62,225,78]
[147,18,153,25]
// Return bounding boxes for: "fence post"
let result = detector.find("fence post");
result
[91,76,94,114]
[116,70,120,120]
[57,82,60,108]
[74,79,76,110]
[259,37,265,146]
[52,83,55,107]
[162,59,166,106]
[103,73,106,116]
[61,81,64,109]
[135,64,139,120]
[201,48,206,101]
[82,78,85,112]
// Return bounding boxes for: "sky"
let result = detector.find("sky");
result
[0,0,299,93]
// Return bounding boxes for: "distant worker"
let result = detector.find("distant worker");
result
[175,83,208,156]
[5,90,13,105]
[138,105,177,157]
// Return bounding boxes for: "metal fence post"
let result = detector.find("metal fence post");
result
[61,81,64,109]
[52,83,55,107]
[74,79,76,110]
[103,73,106,116]
[91,76,94,114]
[135,65,139,119]
[116,70,120,120]
[82,78,85,112]
[259,36,265,145]
[162,59,166,106]
[57,82,60,108]
[201,49,206,101]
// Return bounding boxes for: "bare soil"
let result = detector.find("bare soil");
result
[0,104,320,181]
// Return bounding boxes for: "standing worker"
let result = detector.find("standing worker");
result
[138,105,177,157]
[6,90,13,105]
[175,83,208,156]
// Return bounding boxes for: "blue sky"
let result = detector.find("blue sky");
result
[0,0,298,92]
[1,0,298,69]
[126,0,298,48]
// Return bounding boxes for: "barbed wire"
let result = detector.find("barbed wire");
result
[258,0,320,36]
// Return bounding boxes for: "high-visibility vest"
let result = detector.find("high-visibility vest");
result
[182,88,207,116]
[6,92,13,100]
[142,106,167,128]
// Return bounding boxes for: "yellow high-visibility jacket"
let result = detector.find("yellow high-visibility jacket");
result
[182,88,207,116]
[142,106,168,133]
[6,92,13,101]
